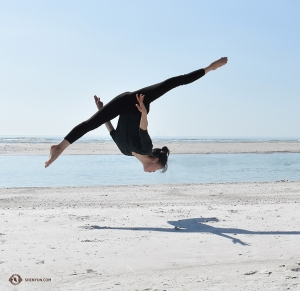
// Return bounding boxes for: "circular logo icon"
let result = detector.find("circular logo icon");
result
[9,274,23,285]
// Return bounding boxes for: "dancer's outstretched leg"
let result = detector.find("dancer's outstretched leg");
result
[138,57,228,107]
[45,92,129,168]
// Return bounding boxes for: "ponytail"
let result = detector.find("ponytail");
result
[150,146,170,173]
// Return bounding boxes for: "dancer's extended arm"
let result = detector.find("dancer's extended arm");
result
[135,94,148,130]
[135,94,153,153]
[139,112,148,130]
[104,120,114,132]
[94,95,115,133]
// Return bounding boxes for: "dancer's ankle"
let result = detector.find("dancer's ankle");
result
[204,65,213,74]
[58,139,70,151]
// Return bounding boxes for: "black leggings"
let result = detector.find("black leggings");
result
[64,68,205,143]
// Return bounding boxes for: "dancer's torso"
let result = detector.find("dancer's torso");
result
[110,113,153,156]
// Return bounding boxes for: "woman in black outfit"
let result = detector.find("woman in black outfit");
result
[45,57,228,172]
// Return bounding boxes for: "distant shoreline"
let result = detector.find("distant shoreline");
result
[1,141,300,155]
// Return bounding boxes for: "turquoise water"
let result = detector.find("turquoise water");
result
[1,153,300,188]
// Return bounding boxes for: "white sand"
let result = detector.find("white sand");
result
[1,141,300,155]
[1,182,300,290]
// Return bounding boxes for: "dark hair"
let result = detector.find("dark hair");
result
[150,146,170,173]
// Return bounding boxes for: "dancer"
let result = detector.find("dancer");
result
[45,57,228,172]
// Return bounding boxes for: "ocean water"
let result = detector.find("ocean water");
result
[1,153,300,188]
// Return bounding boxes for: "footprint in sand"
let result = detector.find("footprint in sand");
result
[286,264,300,272]
[69,215,90,221]
[244,271,257,275]
[81,239,102,242]
[259,270,272,275]
[86,269,97,274]
[286,275,298,279]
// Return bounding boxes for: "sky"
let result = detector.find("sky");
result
[1,0,300,138]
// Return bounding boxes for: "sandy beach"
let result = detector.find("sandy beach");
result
[1,141,300,155]
[1,182,300,290]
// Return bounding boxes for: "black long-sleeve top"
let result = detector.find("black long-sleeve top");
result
[110,113,153,156]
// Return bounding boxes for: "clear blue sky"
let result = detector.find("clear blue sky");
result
[1,0,300,138]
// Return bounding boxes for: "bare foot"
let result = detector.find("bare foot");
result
[208,57,228,70]
[45,139,70,168]
[45,145,63,168]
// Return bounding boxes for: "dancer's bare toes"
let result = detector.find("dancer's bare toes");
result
[45,145,62,168]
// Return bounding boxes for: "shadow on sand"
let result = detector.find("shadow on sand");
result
[79,217,300,246]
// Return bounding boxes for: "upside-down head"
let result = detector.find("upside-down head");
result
[148,146,170,173]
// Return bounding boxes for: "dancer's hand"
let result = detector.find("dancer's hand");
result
[135,94,147,114]
[94,95,103,110]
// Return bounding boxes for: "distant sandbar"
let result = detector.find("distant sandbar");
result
[1,141,300,155]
